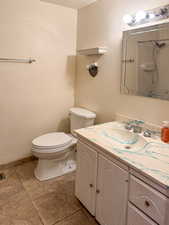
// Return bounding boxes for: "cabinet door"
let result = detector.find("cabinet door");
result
[96,155,128,225]
[75,141,97,215]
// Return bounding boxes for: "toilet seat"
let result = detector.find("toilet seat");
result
[32,145,69,154]
[32,132,73,152]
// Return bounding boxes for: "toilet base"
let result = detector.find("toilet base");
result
[34,151,76,181]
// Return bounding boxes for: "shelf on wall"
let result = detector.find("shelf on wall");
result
[77,47,107,55]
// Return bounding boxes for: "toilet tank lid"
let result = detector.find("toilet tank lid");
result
[69,107,96,119]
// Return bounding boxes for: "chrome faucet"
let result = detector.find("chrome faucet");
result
[124,120,144,133]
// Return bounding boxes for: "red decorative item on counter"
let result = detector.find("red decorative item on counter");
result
[161,121,169,143]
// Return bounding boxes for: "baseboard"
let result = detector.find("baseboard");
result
[0,156,37,170]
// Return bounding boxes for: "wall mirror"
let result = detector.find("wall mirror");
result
[121,22,169,101]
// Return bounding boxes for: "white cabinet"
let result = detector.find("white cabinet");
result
[75,140,169,225]
[75,141,97,215]
[96,155,128,225]
[75,141,128,224]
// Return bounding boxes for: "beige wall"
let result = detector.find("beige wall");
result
[0,0,77,164]
[76,0,169,125]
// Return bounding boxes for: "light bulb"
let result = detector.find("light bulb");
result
[123,14,133,24]
[148,12,155,19]
[135,10,147,22]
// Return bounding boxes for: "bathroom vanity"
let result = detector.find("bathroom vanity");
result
[75,122,169,225]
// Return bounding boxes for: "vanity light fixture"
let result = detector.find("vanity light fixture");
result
[123,4,169,26]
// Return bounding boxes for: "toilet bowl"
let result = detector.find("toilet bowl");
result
[32,133,77,181]
[32,107,96,181]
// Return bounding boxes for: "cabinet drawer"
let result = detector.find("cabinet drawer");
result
[127,203,157,225]
[129,176,168,225]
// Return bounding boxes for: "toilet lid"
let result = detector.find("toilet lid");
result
[32,132,72,149]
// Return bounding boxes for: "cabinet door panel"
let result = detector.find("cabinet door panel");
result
[96,155,128,225]
[75,141,97,215]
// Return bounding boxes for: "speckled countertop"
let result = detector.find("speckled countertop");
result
[75,122,169,189]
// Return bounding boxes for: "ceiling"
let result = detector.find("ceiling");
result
[41,0,97,9]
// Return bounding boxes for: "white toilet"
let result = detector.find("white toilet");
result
[32,107,96,181]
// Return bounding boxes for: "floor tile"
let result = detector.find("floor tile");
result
[54,210,99,225]
[16,160,81,225]
[33,178,82,225]
[81,208,99,225]
[2,160,97,225]
[0,215,12,225]
[15,161,44,199]
[15,160,37,182]
[0,167,24,206]
[16,161,75,200]
[0,214,37,225]
[0,191,43,225]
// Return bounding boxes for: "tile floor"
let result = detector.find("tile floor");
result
[0,160,99,225]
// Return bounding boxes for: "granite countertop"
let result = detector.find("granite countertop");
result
[75,122,169,189]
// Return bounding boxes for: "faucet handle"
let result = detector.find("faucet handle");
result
[123,120,144,132]
[123,121,133,130]
[134,120,144,125]
[131,120,144,133]
[143,129,153,137]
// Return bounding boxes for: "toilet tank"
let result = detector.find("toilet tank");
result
[69,108,96,136]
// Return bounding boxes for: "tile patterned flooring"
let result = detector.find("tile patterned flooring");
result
[0,160,99,225]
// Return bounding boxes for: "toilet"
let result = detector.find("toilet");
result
[32,107,96,181]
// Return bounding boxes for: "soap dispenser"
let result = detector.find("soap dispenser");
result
[161,121,169,143]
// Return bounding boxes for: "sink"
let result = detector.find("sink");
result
[102,129,138,144]
[101,128,148,152]
[80,121,169,156]
[102,127,169,156]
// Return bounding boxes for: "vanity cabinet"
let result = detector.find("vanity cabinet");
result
[75,141,128,225]
[96,155,128,225]
[75,141,97,215]
[75,140,169,225]
[75,121,169,225]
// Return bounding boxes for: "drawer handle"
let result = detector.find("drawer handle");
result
[89,184,93,188]
[96,189,100,194]
[145,200,150,207]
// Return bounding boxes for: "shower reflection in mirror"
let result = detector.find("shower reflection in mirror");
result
[121,23,169,101]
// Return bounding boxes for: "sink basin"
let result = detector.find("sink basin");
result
[102,129,138,144]
[101,128,148,152]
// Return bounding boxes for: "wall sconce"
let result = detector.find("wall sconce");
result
[123,4,169,26]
